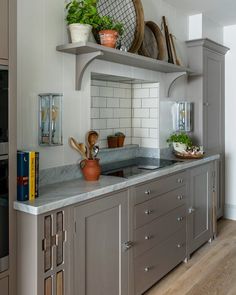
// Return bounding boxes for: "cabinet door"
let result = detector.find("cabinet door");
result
[203,49,225,153]
[188,164,213,254]
[0,0,8,60]
[0,276,9,295]
[74,191,129,295]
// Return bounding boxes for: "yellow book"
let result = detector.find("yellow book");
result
[29,151,36,200]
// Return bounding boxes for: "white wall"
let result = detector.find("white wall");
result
[188,14,202,40]
[224,25,236,219]
[17,0,189,170]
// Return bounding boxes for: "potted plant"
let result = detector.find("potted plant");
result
[66,0,99,43]
[97,16,124,48]
[115,132,125,147]
[107,135,118,148]
[167,132,192,153]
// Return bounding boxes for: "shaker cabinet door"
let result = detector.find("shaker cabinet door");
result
[0,276,9,295]
[0,0,8,60]
[74,190,129,295]
[188,163,213,254]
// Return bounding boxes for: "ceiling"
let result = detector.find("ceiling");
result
[164,0,236,26]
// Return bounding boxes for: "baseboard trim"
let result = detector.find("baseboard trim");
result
[224,203,236,220]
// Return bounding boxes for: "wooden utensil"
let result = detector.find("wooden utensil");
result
[162,16,174,64]
[87,131,99,159]
[170,34,181,66]
[69,137,88,159]
[146,21,165,60]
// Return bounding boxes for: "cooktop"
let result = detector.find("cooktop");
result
[101,157,179,179]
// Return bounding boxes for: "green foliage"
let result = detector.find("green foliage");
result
[166,132,193,147]
[97,16,124,36]
[66,0,99,26]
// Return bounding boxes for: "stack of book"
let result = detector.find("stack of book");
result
[17,151,39,201]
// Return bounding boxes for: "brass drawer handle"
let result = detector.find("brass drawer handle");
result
[177,195,183,200]
[177,244,183,248]
[145,190,151,195]
[144,267,150,272]
[177,217,184,222]
[123,241,134,251]
[188,207,196,214]
[177,178,184,184]
[144,235,152,240]
[144,210,153,215]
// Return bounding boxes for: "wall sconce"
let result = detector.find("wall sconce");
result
[39,93,63,146]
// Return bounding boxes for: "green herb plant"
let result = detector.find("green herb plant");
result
[66,0,99,27]
[166,132,193,147]
[97,15,124,36]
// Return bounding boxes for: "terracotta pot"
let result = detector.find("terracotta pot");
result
[80,159,101,181]
[117,136,125,147]
[99,30,119,48]
[107,136,118,148]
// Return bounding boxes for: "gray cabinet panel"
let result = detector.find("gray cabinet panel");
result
[0,276,8,295]
[188,163,213,254]
[134,186,186,229]
[134,171,186,205]
[74,190,129,295]
[134,228,186,295]
[0,0,8,60]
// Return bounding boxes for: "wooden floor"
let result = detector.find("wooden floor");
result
[146,219,236,295]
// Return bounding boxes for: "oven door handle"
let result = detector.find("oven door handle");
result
[0,155,8,161]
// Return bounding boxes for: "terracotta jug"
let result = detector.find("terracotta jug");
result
[80,159,101,181]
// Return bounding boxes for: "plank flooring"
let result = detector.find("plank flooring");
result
[146,219,236,295]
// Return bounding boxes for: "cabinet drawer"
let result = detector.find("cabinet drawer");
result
[134,205,186,257]
[134,171,186,205]
[0,276,8,295]
[134,228,186,295]
[134,186,186,228]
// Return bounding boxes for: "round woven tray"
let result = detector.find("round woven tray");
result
[97,0,144,53]
[175,152,204,160]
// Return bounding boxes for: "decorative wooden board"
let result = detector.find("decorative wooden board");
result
[97,0,144,53]
[175,152,204,160]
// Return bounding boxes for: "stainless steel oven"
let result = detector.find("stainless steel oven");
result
[0,65,8,155]
[0,154,9,273]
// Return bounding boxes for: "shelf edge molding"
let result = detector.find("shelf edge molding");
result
[56,42,195,91]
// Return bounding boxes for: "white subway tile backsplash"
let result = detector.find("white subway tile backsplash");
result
[120,118,132,128]
[100,108,114,118]
[91,86,100,96]
[100,86,114,97]
[133,128,149,138]
[114,88,126,98]
[142,83,159,88]
[141,138,158,148]
[107,98,119,108]
[106,81,120,88]
[149,128,158,138]
[107,119,120,128]
[142,98,158,108]
[132,99,142,108]
[132,84,142,89]
[150,87,159,98]
[133,108,149,118]
[92,97,106,108]
[133,88,149,98]
[99,129,114,140]
[125,128,132,137]
[92,119,106,129]
[132,137,141,145]
[150,108,158,118]
[132,118,141,128]
[91,108,100,119]
[92,80,107,87]
[120,99,131,108]
[114,108,131,118]
[142,118,158,128]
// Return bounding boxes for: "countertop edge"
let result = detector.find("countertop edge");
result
[14,155,220,215]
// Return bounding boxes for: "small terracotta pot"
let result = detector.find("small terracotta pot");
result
[99,30,119,48]
[80,159,101,181]
[117,136,125,147]
[107,136,118,148]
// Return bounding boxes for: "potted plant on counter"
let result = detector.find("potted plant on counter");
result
[97,16,124,48]
[167,132,192,153]
[66,0,99,43]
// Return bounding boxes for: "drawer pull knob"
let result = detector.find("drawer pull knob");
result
[123,241,134,251]
[177,195,183,200]
[177,178,184,184]
[188,207,196,214]
[145,235,152,240]
[145,190,151,195]
[177,217,184,222]
[177,244,182,248]
[144,210,153,215]
[144,267,150,272]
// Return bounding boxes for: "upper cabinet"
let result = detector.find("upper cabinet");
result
[0,0,8,62]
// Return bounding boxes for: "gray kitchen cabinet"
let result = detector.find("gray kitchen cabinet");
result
[73,190,130,295]
[0,0,8,61]
[0,276,8,295]
[187,163,213,255]
[186,39,229,219]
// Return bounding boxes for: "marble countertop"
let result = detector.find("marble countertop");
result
[14,154,220,215]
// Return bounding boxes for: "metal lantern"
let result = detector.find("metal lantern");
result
[39,93,63,146]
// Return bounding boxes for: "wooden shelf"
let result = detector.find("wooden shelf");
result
[56,42,195,90]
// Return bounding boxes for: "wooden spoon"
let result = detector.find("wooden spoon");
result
[69,137,88,159]
[87,131,99,159]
